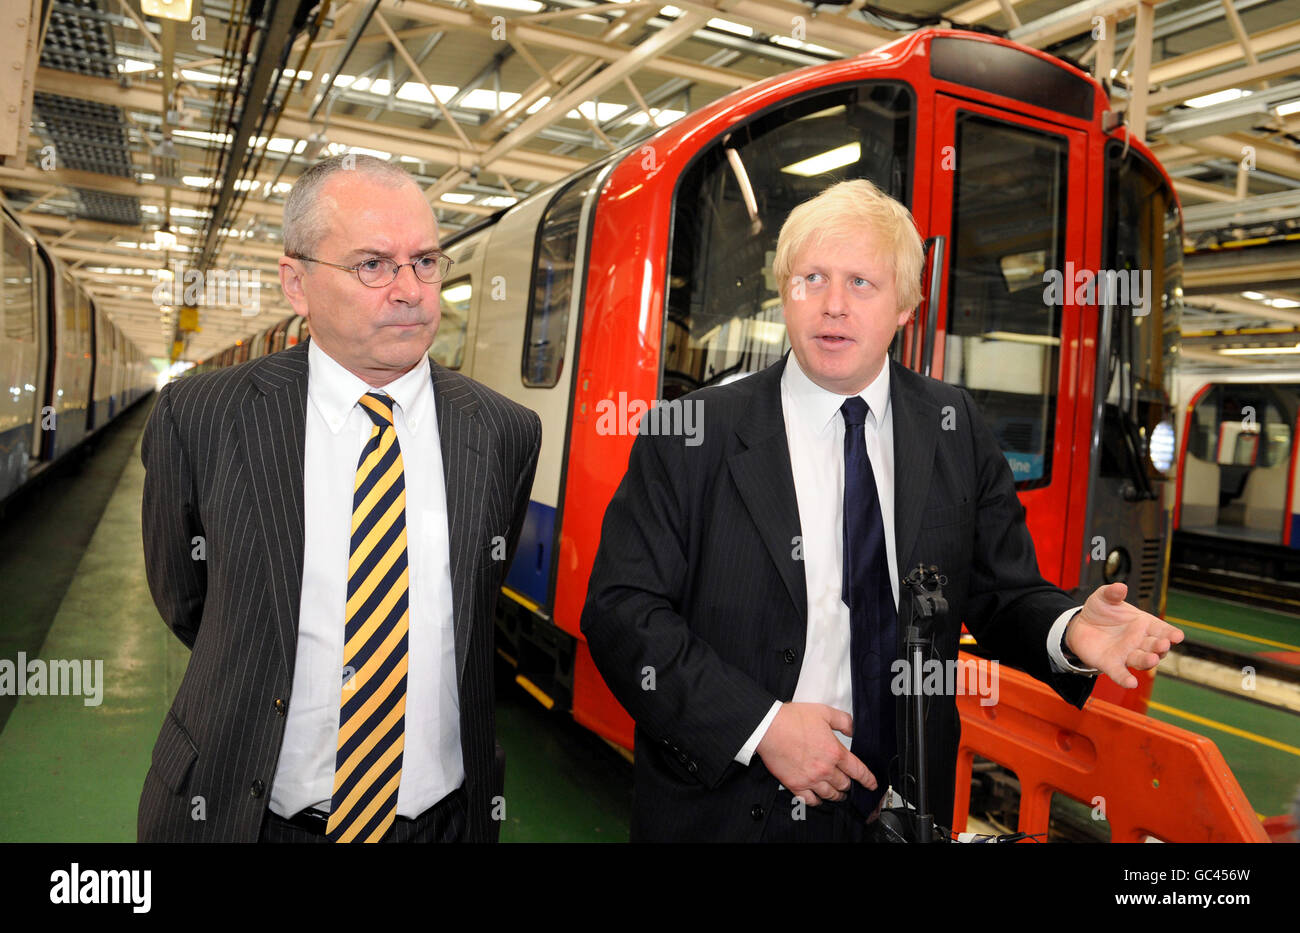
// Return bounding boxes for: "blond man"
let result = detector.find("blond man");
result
[581,179,1180,842]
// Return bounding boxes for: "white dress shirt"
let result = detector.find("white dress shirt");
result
[270,340,463,818]
[736,353,1087,764]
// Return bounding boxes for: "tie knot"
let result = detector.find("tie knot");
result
[841,395,869,428]
[358,391,396,428]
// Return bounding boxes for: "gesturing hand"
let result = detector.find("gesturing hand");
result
[1067,582,1184,689]
[754,702,876,806]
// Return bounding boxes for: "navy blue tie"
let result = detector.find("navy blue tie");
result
[840,396,897,818]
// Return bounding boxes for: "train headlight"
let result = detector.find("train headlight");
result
[1149,418,1175,474]
[1104,547,1131,583]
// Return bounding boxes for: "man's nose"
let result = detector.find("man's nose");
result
[388,262,422,301]
[826,276,849,314]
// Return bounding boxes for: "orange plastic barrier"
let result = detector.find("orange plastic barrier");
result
[952,654,1268,842]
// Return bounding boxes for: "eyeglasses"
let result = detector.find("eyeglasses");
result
[289,252,454,287]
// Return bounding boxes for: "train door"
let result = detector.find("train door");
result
[923,96,1088,586]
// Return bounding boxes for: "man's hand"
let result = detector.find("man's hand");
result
[1066,582,1185,689]
[755,702,876,806]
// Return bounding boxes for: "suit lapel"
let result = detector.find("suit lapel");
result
[236,340,310,675]
[429,363,489,684]
[727,359,808,624]
[889,360,939,572]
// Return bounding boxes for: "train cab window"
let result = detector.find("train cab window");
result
[523,167,603,387]
[942,115,1067,489]
[1098,146,1182,486]
[665,82,913,400]
[432,277,470,370]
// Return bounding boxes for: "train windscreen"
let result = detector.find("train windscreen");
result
[664,82,913,399]
[1099,145,1182,493]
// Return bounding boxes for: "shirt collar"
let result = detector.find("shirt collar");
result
[308,339,433,435]
[782,351,892,434]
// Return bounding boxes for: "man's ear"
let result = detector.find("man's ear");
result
[279,257,310,318]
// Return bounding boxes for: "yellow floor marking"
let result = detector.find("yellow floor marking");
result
[1178,581,1300,610]
[1147,700,1300,758]
[1165,615,1300,653]
[515,675,555,710]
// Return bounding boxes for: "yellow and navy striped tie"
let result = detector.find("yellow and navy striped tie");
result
[326,391,410,843]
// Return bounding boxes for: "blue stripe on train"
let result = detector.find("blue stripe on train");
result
[1291,514,1300,549]
[506,500,556,606]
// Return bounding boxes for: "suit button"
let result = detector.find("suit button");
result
[783,648,797,664]
[687,761,698,775]
[750,804,764,820]
[273,698,286,716]
[678,752,688,763]
[250,780,265,799]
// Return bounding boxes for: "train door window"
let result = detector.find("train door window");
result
[523,166,603,387]
[2,223,38,438]
[942,115,1066,489]
[432,277,470,370]
[3,224,37,343]
[665,82,914,400]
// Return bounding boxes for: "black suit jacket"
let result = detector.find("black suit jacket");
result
[138,340,540,842]
[581,355,1093,841]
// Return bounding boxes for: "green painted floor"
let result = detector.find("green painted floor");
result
[1157,588,1300,821]
[1165,589,1300,661]
[0,398,630,842]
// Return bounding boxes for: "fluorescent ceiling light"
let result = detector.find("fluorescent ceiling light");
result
[440,193,475,204]
[1267,298,1300,309]
[180,68,232,86]
[480,196,518,208]
[781,142,860,177]
[1219,343,1300,355]
[118,59,155,74]
[660,5,683,16]
[708,17,753,37]
[1184,88,1249,109]
[476,0,544,11]
[442,284,472,303]
[1278,100,1300,116]
[1241,291,1265,299]
[175,129,232,145]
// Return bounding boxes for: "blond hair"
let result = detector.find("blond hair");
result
[773,179,924,313]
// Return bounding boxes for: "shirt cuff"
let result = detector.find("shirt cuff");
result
[1048,607,1099,675]
[735,700,783,765]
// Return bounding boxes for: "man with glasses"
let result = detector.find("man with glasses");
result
[138,153,541,843]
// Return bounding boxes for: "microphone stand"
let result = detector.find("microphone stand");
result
[876,564,947,843]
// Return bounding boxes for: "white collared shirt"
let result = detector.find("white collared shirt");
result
[735,353,1084,764]
[270,340,462,818]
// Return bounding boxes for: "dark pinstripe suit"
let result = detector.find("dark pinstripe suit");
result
[138,339,540,842]
[581,355,1093,841]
